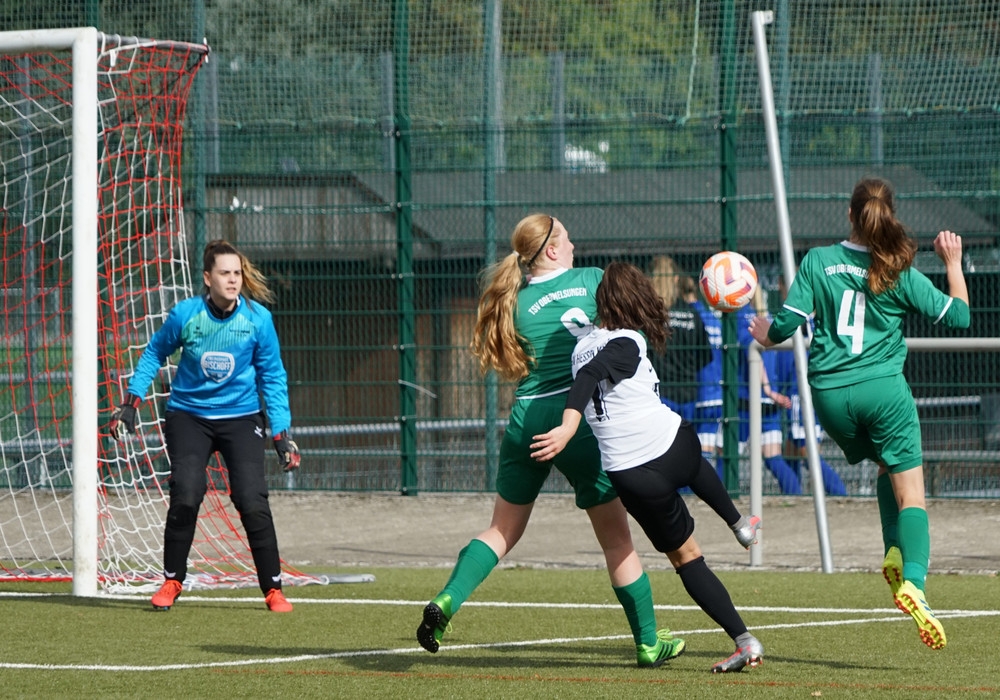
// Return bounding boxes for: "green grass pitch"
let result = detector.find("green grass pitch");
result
[1,567,997,699]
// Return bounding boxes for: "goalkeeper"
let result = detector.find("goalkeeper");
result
[109,239,300,613]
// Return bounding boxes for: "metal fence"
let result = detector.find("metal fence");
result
[8,0,1000,495]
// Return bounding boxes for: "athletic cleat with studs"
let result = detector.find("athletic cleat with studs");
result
[416,593,453,653]
[151,579,183,610]
[711,635,764,673]
[265,588,293,613]
[894,580,946,650]
[636,628,686,668]
[732,515,762,550]
[881,546,903,597]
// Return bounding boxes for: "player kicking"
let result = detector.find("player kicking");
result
[531,261,765,673]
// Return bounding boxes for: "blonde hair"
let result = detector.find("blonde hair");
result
[649,255,681,306]
[849,177,916,295]
[202,239,275,306]
[469,214,554,380]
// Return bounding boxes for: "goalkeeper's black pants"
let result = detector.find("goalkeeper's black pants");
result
[162,409,282,594]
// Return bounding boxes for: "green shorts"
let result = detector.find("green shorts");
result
[496,393,618,509]
[811,373,922,473]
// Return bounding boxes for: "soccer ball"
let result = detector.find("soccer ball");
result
[699,251,758,312]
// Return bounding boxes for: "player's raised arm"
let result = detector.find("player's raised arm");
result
[748,315,774,347]
[934,230,968,306]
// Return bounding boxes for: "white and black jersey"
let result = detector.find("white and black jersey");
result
[568,328,681,472]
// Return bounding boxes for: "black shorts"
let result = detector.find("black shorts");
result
[605,422,703,553]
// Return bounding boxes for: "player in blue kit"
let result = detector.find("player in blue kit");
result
[109,239,300,613]
[737,289,800,494]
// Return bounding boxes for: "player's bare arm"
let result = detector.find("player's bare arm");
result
[748,315,774,347]
[934,230,969,306]
[530,409,583,461]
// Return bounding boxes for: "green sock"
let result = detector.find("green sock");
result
[897,507,930,591]
[613,572,657,647]
[876,472,899,554]
[438,538,499,615]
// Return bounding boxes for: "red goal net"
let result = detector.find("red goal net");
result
[1,33,317,593]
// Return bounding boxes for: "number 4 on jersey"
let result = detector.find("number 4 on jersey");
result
[837,290,866,355]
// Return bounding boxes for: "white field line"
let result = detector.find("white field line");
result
[0,594,996,673]
[0,591,989,617]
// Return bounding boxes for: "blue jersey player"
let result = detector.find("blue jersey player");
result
[109,239,300,613]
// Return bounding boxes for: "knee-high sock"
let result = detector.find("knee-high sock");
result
[613,572,658,647]
[876,472,899,553]
[897,507,930,591]
[765,455,802,495]
[438,538,499,614]
[676,556,747,640]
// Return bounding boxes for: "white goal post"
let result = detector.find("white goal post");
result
[1,29,353,597]
[1,28,101,596]
[0,29,338,598]
[751,10,836,572]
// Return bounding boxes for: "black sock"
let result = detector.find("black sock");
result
[676,556,747,640]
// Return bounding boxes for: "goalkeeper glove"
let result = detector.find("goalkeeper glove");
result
[109,394,141,442]
[273,430,301,471]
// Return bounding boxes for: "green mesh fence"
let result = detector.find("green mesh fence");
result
[6,1,1000,496]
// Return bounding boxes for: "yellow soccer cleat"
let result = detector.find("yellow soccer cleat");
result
[894,580,947,650]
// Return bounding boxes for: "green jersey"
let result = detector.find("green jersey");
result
[768,241,970,389]
[514,267,603,399]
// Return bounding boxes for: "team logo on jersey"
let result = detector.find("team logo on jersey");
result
[200,351,235,383]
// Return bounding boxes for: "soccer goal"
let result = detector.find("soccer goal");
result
[0,28,324,596]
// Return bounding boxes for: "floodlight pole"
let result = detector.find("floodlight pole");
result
[751,11,834,573]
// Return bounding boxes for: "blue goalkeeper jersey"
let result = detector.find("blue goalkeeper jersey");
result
[126,294,292,434]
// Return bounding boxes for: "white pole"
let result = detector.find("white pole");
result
[748,345,763,566]
[752,10,833,573]
[71,27,100,596]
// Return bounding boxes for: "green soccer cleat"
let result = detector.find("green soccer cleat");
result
[894,580,947,650]
[636,628,686,668]
[882,546,903,597]
[416,593,453,653]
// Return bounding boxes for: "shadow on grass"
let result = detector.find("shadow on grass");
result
[193,640,892,674]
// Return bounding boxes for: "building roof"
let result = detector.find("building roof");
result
[353,164,996,259]
[210,164,996,266]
